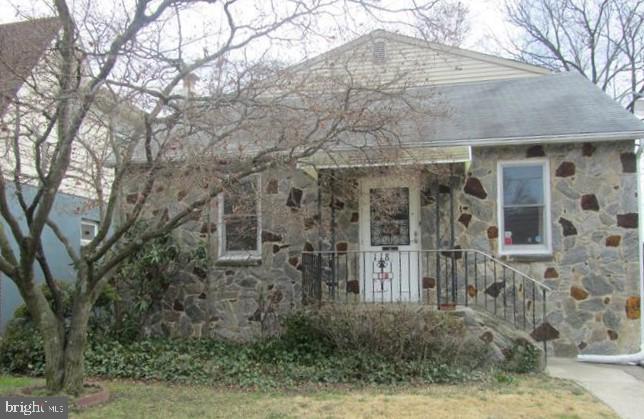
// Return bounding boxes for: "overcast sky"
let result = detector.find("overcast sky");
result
[0,0,512,59]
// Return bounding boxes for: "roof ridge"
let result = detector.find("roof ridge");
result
[375,30,547,70]
[289,28,550,75]
[0,16,59,29]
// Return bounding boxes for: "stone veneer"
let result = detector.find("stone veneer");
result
[458,142,641,356]
[122,166,320,341]
[123,141,641,355]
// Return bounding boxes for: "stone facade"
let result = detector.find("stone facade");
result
[123,140,641,356]
[122,166,319,341]
[458,142,641,356]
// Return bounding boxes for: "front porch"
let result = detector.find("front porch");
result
[301,248,552,350]
[298,155,554,356]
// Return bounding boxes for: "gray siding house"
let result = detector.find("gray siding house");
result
[0,184,100,331]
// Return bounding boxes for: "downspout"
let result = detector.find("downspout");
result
[0,274,3,333]
[330,174,337,299]
[577,139,644,365]
[435,181,441,307]
[449,164,456,303]
[317,171,322,252]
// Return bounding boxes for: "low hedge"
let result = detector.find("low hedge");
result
[1,306,538,387]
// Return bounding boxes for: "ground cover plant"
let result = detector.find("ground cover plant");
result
[1,303,540,388]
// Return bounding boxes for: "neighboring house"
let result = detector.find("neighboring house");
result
[0,183,100,331]
[0,18,103,331]
[125,31,644,356]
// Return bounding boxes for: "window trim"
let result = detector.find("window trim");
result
[217,176,262,261]
[80,219,99,247]
[496,159,552,256]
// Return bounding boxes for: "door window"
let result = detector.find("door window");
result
[369,187,410,246]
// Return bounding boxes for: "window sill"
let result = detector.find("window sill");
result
[215,254,262,267]
[499,252,554,263]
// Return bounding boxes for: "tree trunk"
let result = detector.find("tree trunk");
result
[18,275,66,393]
[40,315,66,392]
[19,273,93,394]
[62,297,91,395]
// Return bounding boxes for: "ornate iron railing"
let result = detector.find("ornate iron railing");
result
[301,249,552,355]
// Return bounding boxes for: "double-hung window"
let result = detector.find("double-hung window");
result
[497,160,551,255]
[80,219,99,247]
[218,176,261,260]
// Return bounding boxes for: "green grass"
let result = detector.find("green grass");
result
[0,375,42,394]
[0,375,617,418]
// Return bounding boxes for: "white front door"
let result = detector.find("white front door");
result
[359,175,421,302]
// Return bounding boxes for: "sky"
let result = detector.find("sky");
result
[0,0,513,60]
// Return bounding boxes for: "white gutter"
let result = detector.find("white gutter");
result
[297,156,471,170]
[577,139,644,365]
[322,131,644,151]
[471,131,644,147]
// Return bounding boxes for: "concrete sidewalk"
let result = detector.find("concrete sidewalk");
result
[547,357,644,419]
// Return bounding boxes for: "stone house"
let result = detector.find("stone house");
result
[127,30,644,357]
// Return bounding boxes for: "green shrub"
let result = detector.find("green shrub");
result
[0,281,116,375]
[108,228,180,342]
[0,318,45,376]
[2,303,534,386]
[502,340,542,373]
[251,311,335,365]
[109,226,208,343]
[1,311,496,387]
[286,305,492,370]
[82,336,480,387]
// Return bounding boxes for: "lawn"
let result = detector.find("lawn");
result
[0,374,616,418]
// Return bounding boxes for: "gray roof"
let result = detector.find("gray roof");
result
[125,71,644,165]
[0,18,60,117]
[408,71,644,147]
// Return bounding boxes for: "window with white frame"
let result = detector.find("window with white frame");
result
[218,176,261,259]
[497,160,551,255]
[80,219,99,246]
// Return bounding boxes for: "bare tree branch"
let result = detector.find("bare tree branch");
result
[503,0,644,109]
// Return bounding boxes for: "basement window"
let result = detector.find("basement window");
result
[497,160,552,256]
[218,176,261,261]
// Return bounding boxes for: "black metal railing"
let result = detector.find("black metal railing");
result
[301,249,552,354]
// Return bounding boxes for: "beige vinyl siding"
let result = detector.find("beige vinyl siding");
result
[0,49,113,200]
[299,37,547,88]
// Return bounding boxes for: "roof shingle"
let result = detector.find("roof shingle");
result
[409,71,644,146]
[0,17,60,116]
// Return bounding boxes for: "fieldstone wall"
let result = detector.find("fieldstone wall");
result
[122,141,641,355]
[457,142,641,356]
[121,166,320,341]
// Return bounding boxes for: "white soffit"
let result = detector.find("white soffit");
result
[297,145,471,170]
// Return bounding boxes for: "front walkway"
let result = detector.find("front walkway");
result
[547,357,644,419]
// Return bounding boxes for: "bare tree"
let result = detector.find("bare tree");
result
[503,0,644,111]
[416,0,469,46]
[0,0,450,394]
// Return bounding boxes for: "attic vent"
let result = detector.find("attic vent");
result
[373,41,386,64]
